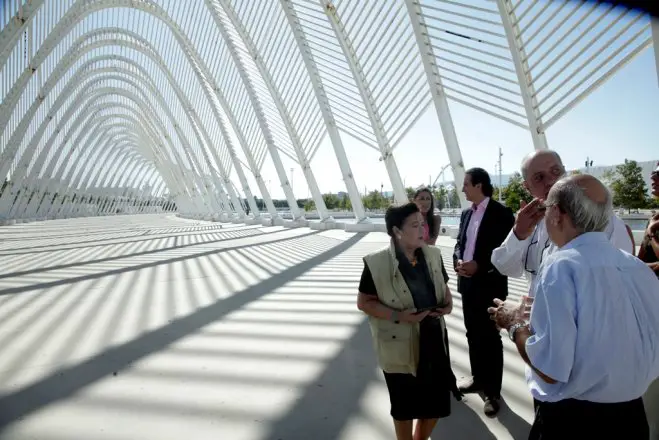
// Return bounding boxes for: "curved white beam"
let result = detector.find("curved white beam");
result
[212,0,330,220]
[321,2,408,205]
[1,64,216,212]
[279,0,368,221]
[204,1,303,219]
[404,0,468,208]
[495,0,549,151]
[3,0,285,218]
[1,81,204,217]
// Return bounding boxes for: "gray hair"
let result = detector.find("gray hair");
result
[546,178,612,233]
[520,150,563,180]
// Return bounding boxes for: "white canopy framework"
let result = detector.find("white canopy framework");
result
[0,0,654,228]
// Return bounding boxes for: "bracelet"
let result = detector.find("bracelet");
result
[508,322,528,342]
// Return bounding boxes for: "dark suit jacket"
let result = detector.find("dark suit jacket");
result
[453,199,514,297]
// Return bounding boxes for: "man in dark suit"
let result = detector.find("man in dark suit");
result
[453,167,514,417]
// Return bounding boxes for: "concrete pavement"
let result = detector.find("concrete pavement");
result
[0,214,534,440]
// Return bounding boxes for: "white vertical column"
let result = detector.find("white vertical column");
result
[280,0,368,222]
[204,6,303,221]
[323,1,408,206]
[404,0,468,209]
[216,0,330,222]
[496,0,549,151]
[652,17,659,88]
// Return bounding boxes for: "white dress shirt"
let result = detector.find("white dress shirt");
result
[525,232,659,403]
[491,214,633,290]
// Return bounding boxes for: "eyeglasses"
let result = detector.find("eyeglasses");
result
[524,227,552,275]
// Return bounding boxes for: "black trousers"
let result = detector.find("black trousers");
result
[461,288,505,398]
[529,397,648,440]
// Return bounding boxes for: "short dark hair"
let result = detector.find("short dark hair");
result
[466,167,494,198]
[385,203,419,238]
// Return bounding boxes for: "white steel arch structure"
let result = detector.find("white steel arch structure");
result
[0,0,655,229]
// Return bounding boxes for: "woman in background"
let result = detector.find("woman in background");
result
[639,215,659,277]
[413,188,442,245]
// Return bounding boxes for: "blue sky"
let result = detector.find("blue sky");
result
[267,46,659,199]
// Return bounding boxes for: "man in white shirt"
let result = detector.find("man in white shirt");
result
[491,150,633,288]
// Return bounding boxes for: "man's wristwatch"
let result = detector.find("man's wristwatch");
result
[508,322,528,342]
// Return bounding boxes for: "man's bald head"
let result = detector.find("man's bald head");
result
[546,174,612,234]
[520,150,565,199]
[520,150,563,180]
[569,174,609,204]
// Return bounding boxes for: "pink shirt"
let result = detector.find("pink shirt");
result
[463,197,490,261]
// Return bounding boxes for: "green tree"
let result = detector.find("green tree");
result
[432,185,447,210]
[363,190,389,210]
[339,195,352,211]
[609,159,648,212]
[405,186,416,201]
[448,187,460,208]
[570,169,582,176]
[501,172,532,212]
[322,193,340,210]
[601,169,616,186]
[492,185,500,202]
[303,199,315,211]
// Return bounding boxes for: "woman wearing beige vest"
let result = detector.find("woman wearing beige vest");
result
[357,203,461,440]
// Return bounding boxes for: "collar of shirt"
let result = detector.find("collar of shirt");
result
[471,197,490,212]
[559,231,609,251]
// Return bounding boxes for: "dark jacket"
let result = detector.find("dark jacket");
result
[453,199,514,296]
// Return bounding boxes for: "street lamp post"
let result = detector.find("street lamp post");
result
[498,147,503,203]
[585,158,593,174]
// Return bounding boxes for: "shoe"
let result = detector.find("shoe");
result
[458,378,482,394]
[483,396,500,417]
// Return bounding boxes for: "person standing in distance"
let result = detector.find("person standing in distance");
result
[491,150,633,288]
[453,168,514,416]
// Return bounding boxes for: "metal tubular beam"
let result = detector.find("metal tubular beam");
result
[404,0,468,208]
[0,71,212,217]
[2,41,231,216]
[1,0,651,226]
[280,0,368,221]
[496,0,549,150]
[215,0,331,222]
[322,1,408,206]
[2,1,263,220]
[0,0,43,69]
[653,17,659,87]
[205,1,303,220]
